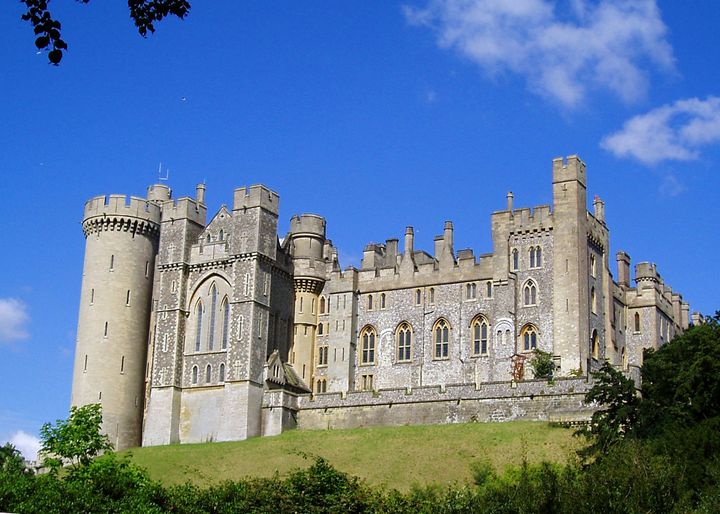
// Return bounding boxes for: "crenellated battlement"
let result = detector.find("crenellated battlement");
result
[84,194,162,222]
[233,184,280,215]
[82,195,161,237]
[161,197,206,225]
[552,154,586,187]
[290,214,326,237]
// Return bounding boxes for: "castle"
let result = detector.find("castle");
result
[71,156,692,450]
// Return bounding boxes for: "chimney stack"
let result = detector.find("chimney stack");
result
[507,191,514,212]
[196,183,206,205]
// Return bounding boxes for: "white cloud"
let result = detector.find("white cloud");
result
[601,96,720,165]
[0,298,30,343]
[658,172,686,197]
[403,0,674,108]
[7,430,41,462]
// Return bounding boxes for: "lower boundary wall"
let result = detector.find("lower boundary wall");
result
[262,377,596,434]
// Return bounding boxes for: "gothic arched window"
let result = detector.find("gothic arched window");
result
[191,366,198,384]
[512,249,519,270]
[523,280,537,306]
[396,322,412,362]
[208,284,217,350]
[360,326,376,365]
[591,329,600,359]
[219,363,225,382]
[433,318,450,359]
[221,297,229,349]
[194,300,203,352]
[471,316,489,355]
[634,312,641,332]
[205,364,212,383]
[520,324,538,352]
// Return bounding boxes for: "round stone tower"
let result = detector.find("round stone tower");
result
[71,186,166,450]
[288,214,327,388]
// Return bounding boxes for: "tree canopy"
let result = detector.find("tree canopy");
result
[20,0,191,65]
[39,403,113,471]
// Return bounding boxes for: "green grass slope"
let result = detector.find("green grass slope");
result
[125,422,579,491]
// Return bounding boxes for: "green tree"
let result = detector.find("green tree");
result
[529,348,555,380]
[578,362,640,459]
[39,403,113,471]
[0,443,29,475]
[639,312,720,436]
[20,0,191,65]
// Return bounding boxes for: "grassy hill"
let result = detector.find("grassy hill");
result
[125,422,580,491]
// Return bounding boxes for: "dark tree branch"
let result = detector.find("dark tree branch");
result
[20,0,191,65]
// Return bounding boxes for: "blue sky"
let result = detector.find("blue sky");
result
[1,0,718,458]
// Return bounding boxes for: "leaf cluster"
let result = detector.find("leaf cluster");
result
[529,348,555,380]
[39,403,113,471]
[20,0,191,65]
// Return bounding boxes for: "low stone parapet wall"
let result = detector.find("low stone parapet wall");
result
[294,378,594,431]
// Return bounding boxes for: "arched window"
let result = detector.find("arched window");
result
[320,296,326,314]
[591,329,599,359]
[520,324,538,352]
[590,254,597,277]
[194,300,203,352]
[205,364,212,383]
[471,316,489,355]
[433,318,450,359]
[311,298,316,314]
[381,293,386,309]
[486,281,492,298]
[466,283,477,299]
[191,366,198,384]
[221,297,229,349]
[529,247,536,268]
[318,323,324,335]
[634,312,641,332]
[523,280,537,306]
[206,233,211,244]
[429,287,435,304]
[536,246,542,267]
[396,322,412,362]
[360,326,376,364]
[219,363,225,382]
[512,249,519,270]
[208,284,217,350]
[416,289,422,305]
[591,287,597,314]
[219,229,224,241]
[368,295,373,310]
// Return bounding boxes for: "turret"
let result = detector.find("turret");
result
[72,189,162,450]
[288,214,327,387]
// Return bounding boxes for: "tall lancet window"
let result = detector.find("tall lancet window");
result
[221,297,229,349]
[194,300,203,352]
[208,284,217,350]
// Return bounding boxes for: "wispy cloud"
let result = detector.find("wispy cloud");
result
[403,0,674,108]
[602,96,720,165]
[6,430,41,462]
[0,298,30,343]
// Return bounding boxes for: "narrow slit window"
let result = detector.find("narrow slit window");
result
[84,354,88,371]
[104,321,108,337]
[110,255,114,270]
[126,290,131,306]
[120,356,125,373]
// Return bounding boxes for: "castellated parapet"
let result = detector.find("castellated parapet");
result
[71,156,691,449]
